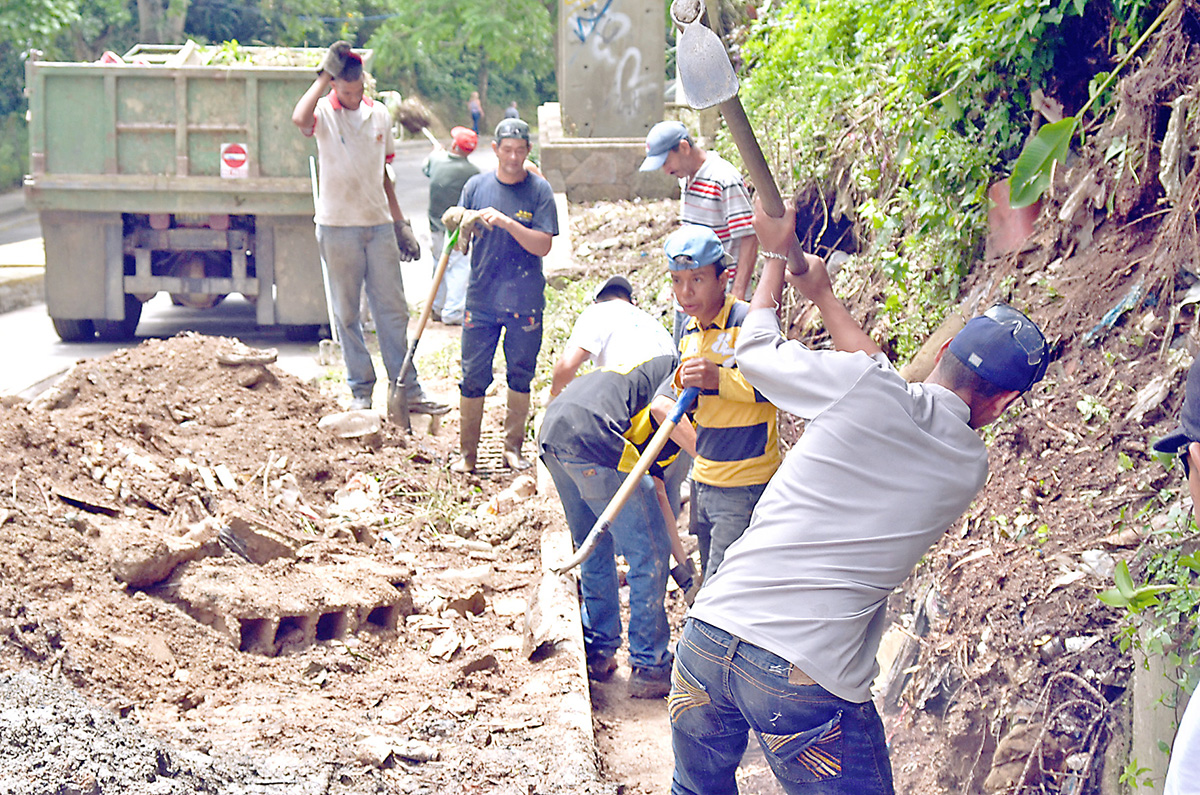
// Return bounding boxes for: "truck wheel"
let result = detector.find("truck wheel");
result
[284,324,322,342]
[95,295,143,341]
[51,318,96,342]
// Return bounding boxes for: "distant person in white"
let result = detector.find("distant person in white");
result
[549,275,675,398]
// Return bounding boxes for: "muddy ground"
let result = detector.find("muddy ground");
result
[0,327,619,794]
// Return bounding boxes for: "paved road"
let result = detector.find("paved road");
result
[0,141,499,398]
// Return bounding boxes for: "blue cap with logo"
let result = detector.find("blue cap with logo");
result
[639,121,690,172]
[663,225,730,271]
[947,304,1049,393]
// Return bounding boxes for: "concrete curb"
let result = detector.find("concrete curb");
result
[0,267,44,315]
[533,520,613,793]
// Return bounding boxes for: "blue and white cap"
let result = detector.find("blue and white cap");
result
[639,121,690,172]
[663,225,730,271]
[948,304,1049,393]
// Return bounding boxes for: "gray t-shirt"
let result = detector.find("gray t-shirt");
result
[690,307,988,703]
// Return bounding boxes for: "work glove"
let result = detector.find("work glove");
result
[394,219,420,261]
[441,207,492,254]
[318,41,353,78]
[441,206,465,231]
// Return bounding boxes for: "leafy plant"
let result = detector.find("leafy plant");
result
[1076,394,1111,423]
[1118,759,1154,790]
[737,0,1108,362]
[1097,560,1179,612]
[1099,498,1200,694]
[1007,0,1182,208]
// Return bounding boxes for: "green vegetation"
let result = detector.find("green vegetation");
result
[1099,496,1200,693]
[737,0,1156,360]
[0,112,26,189]
[533,276,597,396]
[367,0,556,126]
[1008,0,1179,208]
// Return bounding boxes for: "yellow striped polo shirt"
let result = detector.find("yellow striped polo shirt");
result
[675,294,780,487]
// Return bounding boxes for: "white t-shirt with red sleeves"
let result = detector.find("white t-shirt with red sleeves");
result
[303,92,394,228]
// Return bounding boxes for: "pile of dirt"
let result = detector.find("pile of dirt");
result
[0,332,592,793]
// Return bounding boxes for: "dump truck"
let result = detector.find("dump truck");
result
[23,42,363,341]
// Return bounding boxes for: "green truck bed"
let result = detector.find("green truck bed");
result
[23,43,374,341]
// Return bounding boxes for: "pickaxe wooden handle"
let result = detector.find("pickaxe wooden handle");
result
[552,386,700,575]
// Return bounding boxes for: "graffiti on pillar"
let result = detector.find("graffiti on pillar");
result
[566,0,615,43]
[564,0,658,125]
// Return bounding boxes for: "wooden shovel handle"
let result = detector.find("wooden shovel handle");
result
[719,96,784,217]
[719,97,807,274]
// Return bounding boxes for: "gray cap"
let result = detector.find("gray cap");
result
[594,275,633,302]
[494,118,530,143]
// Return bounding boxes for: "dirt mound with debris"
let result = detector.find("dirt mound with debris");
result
[0,332,592,793]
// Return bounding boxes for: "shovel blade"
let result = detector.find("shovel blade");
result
[674,17,739,109]
[387,381,412,432]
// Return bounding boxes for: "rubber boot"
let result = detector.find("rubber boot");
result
[503,389,533,470]
[450,396,485,473]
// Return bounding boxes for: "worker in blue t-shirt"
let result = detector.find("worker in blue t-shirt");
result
[451,118,558,474]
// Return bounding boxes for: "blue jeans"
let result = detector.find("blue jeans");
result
[540,449,672,671]
[460,306,542,398]
[691,481,767,580]
[316,223,421,401]
[671,619,894,795]
[430,229,469,324]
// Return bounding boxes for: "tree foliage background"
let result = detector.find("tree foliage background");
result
[0,0,559,187]
[735,0,1160,358]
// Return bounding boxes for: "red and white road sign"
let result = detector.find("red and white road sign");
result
[220,142,248,178]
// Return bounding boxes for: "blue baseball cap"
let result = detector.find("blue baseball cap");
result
[947,304,1049,393]
[663,225,730,271]
[1153,358,1200,456]
[639,121,690,172]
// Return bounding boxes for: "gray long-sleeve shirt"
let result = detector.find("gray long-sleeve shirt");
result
[689,307,988,703]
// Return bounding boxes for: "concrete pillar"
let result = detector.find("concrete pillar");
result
[1130,625,1190,794]
[558,0,665,138]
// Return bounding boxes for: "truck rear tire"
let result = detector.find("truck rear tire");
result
[51,317,96,342]
[284,324,323,342]
[95,295,143,341]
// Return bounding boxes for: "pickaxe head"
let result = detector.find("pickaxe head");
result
[671,0,739,110]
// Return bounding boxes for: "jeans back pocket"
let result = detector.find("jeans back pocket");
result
[755,710,844,784]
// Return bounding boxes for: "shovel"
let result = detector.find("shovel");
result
[670,0,807,275]
[309,156,343,363]
[551,386,700,575]
[387,227,460,431]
